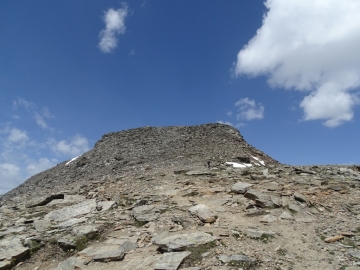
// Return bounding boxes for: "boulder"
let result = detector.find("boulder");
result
[244,190,274,208]
[189,204,216,223]
[154,232,217,252]
[44,200,96,222]
[231,182,253,194]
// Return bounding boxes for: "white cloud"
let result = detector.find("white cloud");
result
[7,128,28,143]
[26,158,58,177]
[99,4,129,53]
[12,98,35,110]
[217,120,234,127]
[49,134,90,156]
[234,0,360,127]
[13,98,54,130]
[0,163,23,195]
[235,98,264,120]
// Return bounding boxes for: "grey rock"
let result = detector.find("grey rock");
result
[58,217,87,228]
[72,225,98,237]
[132,204,167,222]
[348,251,360,259]
[294,191,308,204]
[260,214,278,223]
[246,229,276,238]
[58,236,76,250]
[0,261,11,270]
[154,251,191,270]
[97,200,117,211]
[280,211,294,220]
[55,257,77,270]
[172,217,196,229]
[44,199,96,222]
[244,190,274,208]
[189,204,216,223]
[154,232,217,252]
[0,236,29,264]
[185,170,212,176]
[218,254,254,263]
[288,202,301,212]
[78,245,125,261]
[33,219,52,232]
[231,182,253,194]
[26,193,64,208]
[295,217,314,223]
[121,240,138,252]
[47,195,86,206]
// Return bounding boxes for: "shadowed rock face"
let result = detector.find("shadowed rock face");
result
[1,123,278,202]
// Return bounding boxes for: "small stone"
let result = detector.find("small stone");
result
[280,211,294,220]
[260,214,278,223]
[324,235,344,243]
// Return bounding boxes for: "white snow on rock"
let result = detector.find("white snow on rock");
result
[66,155,81,166]
[226,162,252,168]
[252,157,265,166]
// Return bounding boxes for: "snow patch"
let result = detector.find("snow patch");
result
[226,162,253,168]
[65,155,81,166]
[252,156,265,166]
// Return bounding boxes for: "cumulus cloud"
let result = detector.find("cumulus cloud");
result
[235,98,264,120]
[49,134,90,156]
[0,163,22,194]
[26,158,58,177]
[7,128,29,143]
[234,0,360,127]
[99,4,129,53]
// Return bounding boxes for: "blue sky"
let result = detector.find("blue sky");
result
[1,0,360,194]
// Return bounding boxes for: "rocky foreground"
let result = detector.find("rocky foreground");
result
[2,162,360,270]
[1,124,360,270]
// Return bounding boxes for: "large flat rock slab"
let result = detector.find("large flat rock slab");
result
[78,245,125,261]
[26,193,64,208]
[0,236,29,264]
[154,251,191,270]
[45,199,96,222]
[154,232,217,252]
[131,204,167,222]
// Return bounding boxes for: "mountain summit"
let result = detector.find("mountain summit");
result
[2,123,278,201]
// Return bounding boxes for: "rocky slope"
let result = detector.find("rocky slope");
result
[1,123,278,203]
[1,123,360,270]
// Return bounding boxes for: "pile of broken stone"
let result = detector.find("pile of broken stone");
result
[1,164,360,269]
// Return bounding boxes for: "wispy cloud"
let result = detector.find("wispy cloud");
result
[234,0,360,127]
[13,98,54,130]
[48,134,90,156]
[218,97,264,128]
[99,3,129,53]
[235,98,264,121]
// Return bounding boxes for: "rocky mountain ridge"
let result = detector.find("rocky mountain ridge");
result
[1,123,360,270]
[1,123,278,203]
